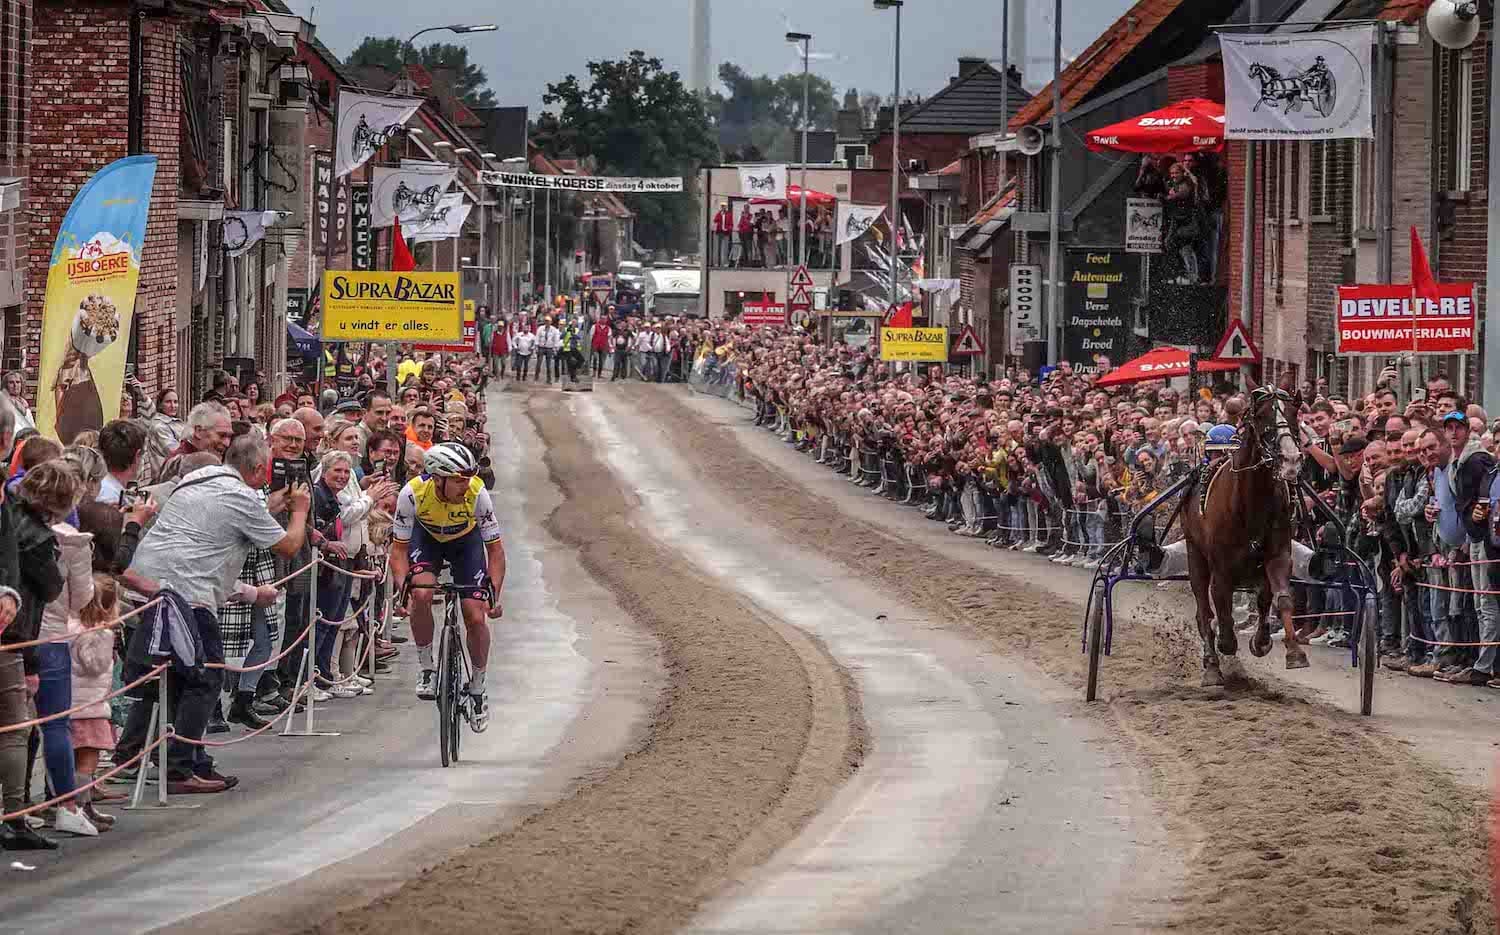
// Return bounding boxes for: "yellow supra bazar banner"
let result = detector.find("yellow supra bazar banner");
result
[320,271,463,343]
[879,327,949,362]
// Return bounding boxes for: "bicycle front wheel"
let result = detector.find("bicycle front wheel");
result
[436,624,454,768]
[447,631,464,764]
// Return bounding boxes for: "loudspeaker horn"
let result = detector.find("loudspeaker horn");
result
[1017,125,1047,157]
[1427,0,1480,50]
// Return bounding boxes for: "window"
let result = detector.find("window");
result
[1311,141,1333,217]
[935,202,950,271]
[1289,141,1301,221]
[2,304,20,374]
[1454,50,1474,192]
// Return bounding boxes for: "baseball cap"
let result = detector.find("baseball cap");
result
[1442,411,1468,426]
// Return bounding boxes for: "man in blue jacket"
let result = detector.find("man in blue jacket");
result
[1436,411,1495,686]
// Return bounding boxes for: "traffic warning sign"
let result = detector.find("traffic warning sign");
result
[951,324,985,356]
[1212,318,1261,362]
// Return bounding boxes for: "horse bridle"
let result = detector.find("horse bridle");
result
[1231,387,1295,474]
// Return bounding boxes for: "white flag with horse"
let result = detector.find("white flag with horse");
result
[1221,25,1374,141]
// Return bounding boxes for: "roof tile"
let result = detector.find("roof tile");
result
[1010,0,1187,130]
[1379,0,1431,23]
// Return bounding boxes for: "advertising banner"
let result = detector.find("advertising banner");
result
[370,164,458,229]
[1062,249,1132,374]
[415,299,479,351]
[1124,198,1163,253]
[740,299,786,327]
[836,202,886,245]
[1008,264,1042,355]
[223,210,276,259]
[314,152,350,253]
[37,155,157,442]
[879,327,949,363]
[404,192,471,243]
[737,164,787,200]
[350,184,373,270]
[1221,26,1374,140]
[320,270,463,344]
[335,90,423,179]
[477,171,684,193]
[1335,283,1477,355]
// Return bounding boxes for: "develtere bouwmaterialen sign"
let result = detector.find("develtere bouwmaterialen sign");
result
[1335,283,1477,355]
[320,270,463,343]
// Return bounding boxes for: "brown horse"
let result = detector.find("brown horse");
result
[1180,384,1306,687]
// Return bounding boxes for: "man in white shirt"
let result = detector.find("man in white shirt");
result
[635,327,656,381]
[96,419,149,506]
[538,318,563,383]
[651,327,671,384]
[512,328,536,383]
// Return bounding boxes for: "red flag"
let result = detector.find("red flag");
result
[1411,225,1439,306]
[392,217,415,272]
[884,302,913,328]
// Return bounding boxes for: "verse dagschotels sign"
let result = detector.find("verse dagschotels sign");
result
[320,271,463,343]
[1335,284,1477,355]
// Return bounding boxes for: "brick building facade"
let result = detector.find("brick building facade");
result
[0,0,28,374]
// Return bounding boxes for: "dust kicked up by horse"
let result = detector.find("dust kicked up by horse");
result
[1180,383,1306,687]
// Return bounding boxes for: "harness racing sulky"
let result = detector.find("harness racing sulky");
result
[1082,382,1381,714]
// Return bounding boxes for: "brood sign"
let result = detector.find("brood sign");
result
[320,270,463,344]
[1335,282,1476,355]
[478,171,684,193]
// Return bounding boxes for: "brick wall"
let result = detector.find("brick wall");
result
[1436,29,1490,393]
[869,131,967,177]
[1166,62,1225,104]
[131,14,181,401]
[0,0,29,373]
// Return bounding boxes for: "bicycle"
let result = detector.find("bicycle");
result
[401,577,491,767]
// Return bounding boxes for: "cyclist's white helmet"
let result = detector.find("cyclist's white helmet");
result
[424,442,478,477]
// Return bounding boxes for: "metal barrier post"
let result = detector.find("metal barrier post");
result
[124,669,198,811]
[283,548,340,738]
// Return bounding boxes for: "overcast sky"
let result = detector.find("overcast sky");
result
[309,0,1136,114]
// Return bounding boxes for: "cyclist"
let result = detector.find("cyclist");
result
[389,442,506,731]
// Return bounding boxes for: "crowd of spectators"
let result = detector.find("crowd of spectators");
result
[480,305,698,386]
[685,323,1500,690]
[1135,152,1226,285]
[710,201,835,269]
[0,346,493,850]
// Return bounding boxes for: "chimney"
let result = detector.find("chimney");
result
[956,56,987,82]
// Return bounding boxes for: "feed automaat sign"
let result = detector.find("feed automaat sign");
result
[320,271,463,343]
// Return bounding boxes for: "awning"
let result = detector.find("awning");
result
[287,320,320,360]
[1093,345,1240,387]
[751,184,836,207]
[1085,98,1226,155]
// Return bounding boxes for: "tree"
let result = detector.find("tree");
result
[709,62,838,160]
[348,37,497,108]
[539,51,718,252]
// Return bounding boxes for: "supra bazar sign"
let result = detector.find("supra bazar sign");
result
[880,327,948,363]
[1336,284,1477,355]
[479,171,684,193]
[320,270,463,344]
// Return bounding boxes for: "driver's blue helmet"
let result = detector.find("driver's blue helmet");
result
[1206,424,1237,446]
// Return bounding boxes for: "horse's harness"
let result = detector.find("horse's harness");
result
[1197,387,1297,517]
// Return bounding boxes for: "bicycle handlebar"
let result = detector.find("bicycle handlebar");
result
[397,575,495,605]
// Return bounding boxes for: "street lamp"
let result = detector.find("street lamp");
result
[402,23,497,88]
[786,31,812,275]
[875,0,902,310]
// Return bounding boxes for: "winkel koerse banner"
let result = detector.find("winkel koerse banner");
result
[37,155,157,443]
[1335,283,1477,355]
[478,171,684,193]
[320,270,464,344]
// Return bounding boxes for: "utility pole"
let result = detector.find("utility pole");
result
[1046,0,1062,364]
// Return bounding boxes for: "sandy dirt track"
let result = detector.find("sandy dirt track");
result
[631,384,1493,935]
[309,390,863,935]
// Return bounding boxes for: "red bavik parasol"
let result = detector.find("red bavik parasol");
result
[1093,345,1241,387]
[1085,98,1226,155]
[751,184,837,206]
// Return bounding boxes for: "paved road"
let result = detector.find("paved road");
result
[0,391,657,935]
[576,390,1180,935]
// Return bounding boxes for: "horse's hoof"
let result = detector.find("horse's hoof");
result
[1284,649,1310,670]
[1201,666,1225,688]
[1249,634,1272,658]
[1217,633,1238,656]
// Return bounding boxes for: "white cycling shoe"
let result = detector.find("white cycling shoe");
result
[469,692,489,733]
[415,669,437,701]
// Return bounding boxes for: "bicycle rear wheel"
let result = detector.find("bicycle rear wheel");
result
[447,631,464,764]
[436,623,454,768]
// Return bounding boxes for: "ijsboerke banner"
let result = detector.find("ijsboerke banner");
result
[37,155,157,443]
[335,90,423,178]
[320,270,464,343]
[1335,283,1477,355]
[1221,26,1374,140]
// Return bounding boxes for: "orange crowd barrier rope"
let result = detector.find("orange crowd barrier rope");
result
[0,732,172,823]
[0,596,165,653]
[206,619,314,674]
[177,683,313,748]
[0,664,168,736]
